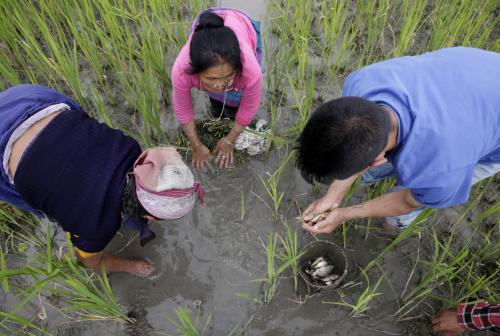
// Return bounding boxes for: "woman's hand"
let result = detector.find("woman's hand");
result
[214,137,234,168]
[192,143,211,170]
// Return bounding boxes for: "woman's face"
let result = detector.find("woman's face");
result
[199,61,236,93]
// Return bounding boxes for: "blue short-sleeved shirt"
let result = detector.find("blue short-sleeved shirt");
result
[343,47,500,208]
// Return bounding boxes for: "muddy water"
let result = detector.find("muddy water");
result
[102,150,412,336]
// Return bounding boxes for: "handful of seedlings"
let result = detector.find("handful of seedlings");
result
[304,256,339,286]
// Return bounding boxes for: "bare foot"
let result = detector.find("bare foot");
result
[129,260,155,278]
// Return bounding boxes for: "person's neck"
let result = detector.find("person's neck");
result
[382,106,399,152]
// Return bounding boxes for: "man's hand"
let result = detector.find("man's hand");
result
[432,309,467,336]
[302,174,359,224]
[302,195,340,223]
[302,208,347,234]
[191,143,211,170]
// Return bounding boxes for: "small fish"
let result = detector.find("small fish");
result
[321,273,340,282]
[312,265,334,278]
[313,260,328,269]
[308,212,328,224]
[297,211,330,225]
[311,256,326,267]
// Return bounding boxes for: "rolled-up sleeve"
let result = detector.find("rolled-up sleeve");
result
[235,46,262,126]
[171,47,195,125]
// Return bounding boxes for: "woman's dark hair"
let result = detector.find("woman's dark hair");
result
[121,175,148,220]
[187,11,242,75]
[295,97,391,184]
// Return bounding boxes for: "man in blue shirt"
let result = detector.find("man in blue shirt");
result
[296,47,500,234]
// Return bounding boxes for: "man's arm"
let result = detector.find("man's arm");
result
[303,188,421,234]
[75,249,154,278]
[343,188,421,219]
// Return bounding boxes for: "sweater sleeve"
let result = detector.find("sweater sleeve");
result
[171,46,195,125]
[234,44,262,126]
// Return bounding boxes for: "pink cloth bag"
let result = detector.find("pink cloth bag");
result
[133,147,205,219]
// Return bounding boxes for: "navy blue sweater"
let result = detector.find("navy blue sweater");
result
[14,109,141,252]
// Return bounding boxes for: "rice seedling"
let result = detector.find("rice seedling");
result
[364,208,436,272]
[0,0,209,145]
[256,149,294,219]
[324,267,384,318]
[354,0,391,66]
[0,217,133,332]
[256,231,299,304]
[164,304,212,336]
[427,0,498,51]
[393,180,499,319]
[276,219,304,292]
[318,0,350,66]
[392,0,428,57]
[284,71,316,135]
[0,311,50,336]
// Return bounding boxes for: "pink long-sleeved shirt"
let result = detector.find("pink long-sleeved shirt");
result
[171,9,262,127]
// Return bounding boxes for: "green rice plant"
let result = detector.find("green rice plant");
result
[324,267,384,317]
[258,172,285,220]
[395,190,499,319]
[0,219,133,330]
[284,71,316,135]
[159,303,211,336]
[394,228,470,319]
[392,0,427,57]
[256,149,294,219]
[0,245,8,293]
[0,204,44,251]
[0,0,209,145]
[319,0,349,63]
[323,16,360,77]
[0,53,20,90]
[276,219,304,292]
[256,231,299,304]
[354,0,391,66]
[365,208,435,272]
[0,311,51,335]
[427,0,498,51]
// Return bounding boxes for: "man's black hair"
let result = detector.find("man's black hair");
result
[295,97,391,184]
[187,11,242,75]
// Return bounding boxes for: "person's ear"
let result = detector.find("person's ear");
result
[368,152,387,168]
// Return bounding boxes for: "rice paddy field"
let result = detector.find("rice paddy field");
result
[0,0,499,335]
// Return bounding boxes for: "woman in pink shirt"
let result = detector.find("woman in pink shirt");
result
[171,9,263,169]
